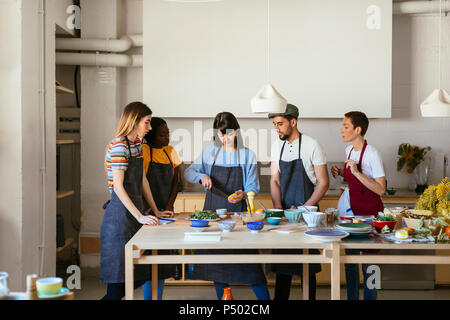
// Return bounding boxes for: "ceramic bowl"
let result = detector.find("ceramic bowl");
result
[265,209,284,218]
[246,221,265,232]
[298,205,318,212]
[191,226,210,233]
[302,212,326,228]
[386,189,397,195]
[216,209,227,216]
[218,221,236,232]
[284,209,303,223]
[372,219,397,233]
[36,277,63,296]
[190,220,210,228]
[266,217,282,225]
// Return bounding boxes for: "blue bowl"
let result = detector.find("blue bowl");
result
[267,217,282,225]
[246,221,265,232]
[190,220,210,228]
[386,189,397,195]
[284,209,303,223]
[218,221,236,232]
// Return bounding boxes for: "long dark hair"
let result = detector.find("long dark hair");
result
[212,112,244,149]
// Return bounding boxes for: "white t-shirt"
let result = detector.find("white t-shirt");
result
[270,134,327,185]
[345,144,385,179]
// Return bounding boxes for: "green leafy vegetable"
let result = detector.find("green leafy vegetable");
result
[190,210,217,220]
[376,214,395,222]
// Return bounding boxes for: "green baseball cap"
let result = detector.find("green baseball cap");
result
[268,104,299,119]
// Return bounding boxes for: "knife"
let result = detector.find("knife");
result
[199,181,229,199]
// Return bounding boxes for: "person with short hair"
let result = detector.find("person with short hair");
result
[140,117,182,300]
[269,104,329,300]
[331,111,386,300]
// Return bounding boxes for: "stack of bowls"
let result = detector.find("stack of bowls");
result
[336,223,372,238]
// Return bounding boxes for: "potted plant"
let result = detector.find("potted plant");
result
[396,143,432,194]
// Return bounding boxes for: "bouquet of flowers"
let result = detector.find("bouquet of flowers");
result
[416,177,450,221]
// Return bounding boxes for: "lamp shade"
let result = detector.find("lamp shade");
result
[420,88,450,117]
[251,84,287,114]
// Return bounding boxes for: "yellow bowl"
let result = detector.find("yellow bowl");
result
[36,277,63,296]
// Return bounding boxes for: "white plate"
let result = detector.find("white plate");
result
[305,230,349,242]
[37,287,70,299]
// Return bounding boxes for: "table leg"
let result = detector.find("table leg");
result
[331,242,341,300]
[302,249,309,300]
[125,244,134,300]
[152,250,158,300]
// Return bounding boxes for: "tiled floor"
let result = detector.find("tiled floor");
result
[71,268,450,300]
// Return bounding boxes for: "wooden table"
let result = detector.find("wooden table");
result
[124,221,450,300]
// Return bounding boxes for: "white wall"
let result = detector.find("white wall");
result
[79,0,450,266]
[0,0,57,290]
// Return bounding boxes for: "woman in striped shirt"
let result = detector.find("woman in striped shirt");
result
[100,101,173,300]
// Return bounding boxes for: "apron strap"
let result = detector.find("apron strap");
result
[279,134,303,161]
[211,146,242,191]
[348,140,368,164]
[124,136,133,159]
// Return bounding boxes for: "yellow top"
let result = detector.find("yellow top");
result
[142,144,182,175]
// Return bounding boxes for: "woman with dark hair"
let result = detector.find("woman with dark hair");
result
[140,117,181,300]
[100,102,173,300]
[184,112,270,300]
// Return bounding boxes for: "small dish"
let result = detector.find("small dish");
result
[302,212,326,227]
[191,226,210,232]
[218,221,236,232]
[284,209,303,223]
[305,229,349,242]
[216,209,227,216]
[267,217,282,225]
[36,277,63,296]
[37,287,70,299]
[246,221,264,233]
[190,220,210,228]
[265,209,284,218]
[386,189,397,195]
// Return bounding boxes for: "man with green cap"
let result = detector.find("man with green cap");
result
[268,104,329,300]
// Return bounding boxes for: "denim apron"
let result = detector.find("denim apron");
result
[145,146,176,280]
[271,134,322,275]
[100,137,150,283]
[193,147,267,285]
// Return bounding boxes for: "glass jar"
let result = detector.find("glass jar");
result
[0,272,10,298]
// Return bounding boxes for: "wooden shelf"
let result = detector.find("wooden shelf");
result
[56,139,76,145]
[57,190,75,199]
[56,81,74,95]
[57,237,74,253]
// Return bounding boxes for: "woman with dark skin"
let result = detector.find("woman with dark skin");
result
[141,117,182,300]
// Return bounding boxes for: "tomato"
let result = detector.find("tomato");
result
[446,226,450,237]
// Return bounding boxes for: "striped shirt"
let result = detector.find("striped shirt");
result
[106,137,143,193]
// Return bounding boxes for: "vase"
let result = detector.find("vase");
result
[414,157,431,195]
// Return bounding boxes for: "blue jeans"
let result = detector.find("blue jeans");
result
[344,249,378,300]
[214,282,271,300]
[142,280,166,300]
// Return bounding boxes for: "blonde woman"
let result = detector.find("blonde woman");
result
[100,102,173,300]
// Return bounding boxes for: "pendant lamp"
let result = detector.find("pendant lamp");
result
[251,0,287,114]
[420,0,450,117]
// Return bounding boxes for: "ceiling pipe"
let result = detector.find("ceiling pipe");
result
[56,34,142,52]
[56,52,143,67]
[394,0,450,15]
